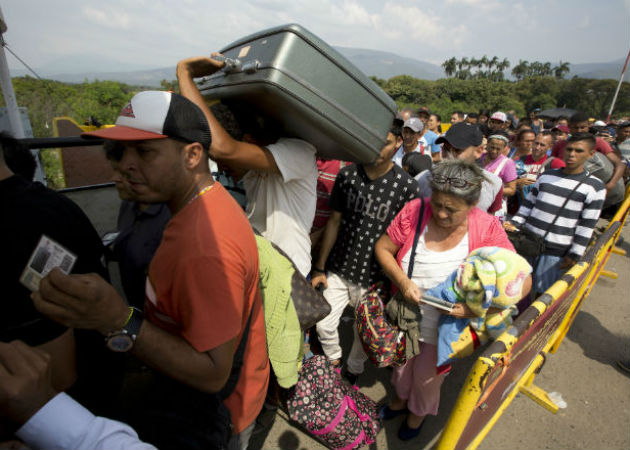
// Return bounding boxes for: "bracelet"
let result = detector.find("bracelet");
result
[122,307,134,328]
[311,267,326,274]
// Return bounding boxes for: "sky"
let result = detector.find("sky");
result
[1,0,629,75]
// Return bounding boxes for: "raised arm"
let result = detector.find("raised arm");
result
[176,56,279,174]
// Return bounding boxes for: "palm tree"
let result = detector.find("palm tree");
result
[442,57,457,78]
[469,57,479,79]
[457,57,469,79]
[489,56,499,73]
[553,61,570,79]
[512,60,529,81]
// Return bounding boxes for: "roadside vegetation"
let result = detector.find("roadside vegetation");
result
[0,73,627,187]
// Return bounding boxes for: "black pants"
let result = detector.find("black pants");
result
[122,369,232,450]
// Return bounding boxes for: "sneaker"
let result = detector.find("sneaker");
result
[342,369,359,386]
[398,418,425,441]
[617,360,630,374]
[379,404,408,420]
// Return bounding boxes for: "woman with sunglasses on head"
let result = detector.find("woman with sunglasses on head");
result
[374,160,515,440]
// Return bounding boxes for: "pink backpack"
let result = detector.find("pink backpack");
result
[287,355,381,450]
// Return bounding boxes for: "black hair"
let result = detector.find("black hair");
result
[540,130,553,138]
[402,152,432,177]
[567,132,596,150]
[210,102,244,141]
[467,112,479,119]
[390,118,403,138]
[221,100,282,146]
[569,111,589,124]
[0,132,36,180]
[516,128,536,141]
[555,116,569,123]
[431,113,443,133]
[488,129,510,140]
[479,109,490,117]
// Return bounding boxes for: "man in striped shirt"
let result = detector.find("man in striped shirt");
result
[508,133,606,296]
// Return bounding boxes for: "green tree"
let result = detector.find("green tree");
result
[442,57,457,78]
[512,60,530,81]
[553,61,570,79]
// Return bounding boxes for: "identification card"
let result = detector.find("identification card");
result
[20,235,77,291]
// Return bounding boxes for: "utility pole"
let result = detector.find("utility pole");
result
[606,47,630,123]
[0,6,25,139]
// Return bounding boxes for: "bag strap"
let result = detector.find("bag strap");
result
[541,173,588,240]
[219,299,255,400]
[541,156,554,172]
[406,198,425,278]
[492,156,509,176]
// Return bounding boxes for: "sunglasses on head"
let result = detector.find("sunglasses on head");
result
[432,174,480,189]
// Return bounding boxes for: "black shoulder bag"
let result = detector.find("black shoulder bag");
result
[508,174,587,258]
[124,305,256,450]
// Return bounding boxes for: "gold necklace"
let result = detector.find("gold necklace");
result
[188,183,214,204]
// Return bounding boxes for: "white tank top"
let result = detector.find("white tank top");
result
[400,226,469,345]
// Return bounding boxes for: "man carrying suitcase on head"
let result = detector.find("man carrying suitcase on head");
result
[177,55,318,278]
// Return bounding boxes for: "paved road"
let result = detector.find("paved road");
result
[251,222,630,450]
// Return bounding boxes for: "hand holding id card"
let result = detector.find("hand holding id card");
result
[20,235,77,292]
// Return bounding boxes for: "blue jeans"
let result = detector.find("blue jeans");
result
[529,253,564,294]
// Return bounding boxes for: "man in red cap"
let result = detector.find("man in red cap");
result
[551,124,569,144]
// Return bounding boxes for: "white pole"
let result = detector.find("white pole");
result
[0,6,24,138]
[606,47,630,123]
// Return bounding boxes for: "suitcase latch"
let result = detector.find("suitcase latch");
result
[242,60,260,74]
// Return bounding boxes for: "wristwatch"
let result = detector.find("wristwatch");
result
[105,307,144,352]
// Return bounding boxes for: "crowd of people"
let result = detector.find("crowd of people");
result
[1,52,629,450]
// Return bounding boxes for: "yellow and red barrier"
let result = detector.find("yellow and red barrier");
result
[437,184,630,450]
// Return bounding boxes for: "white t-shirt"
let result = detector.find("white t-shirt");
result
[400,227,469,345]
[243,137,318,276]
[392,139,428,167]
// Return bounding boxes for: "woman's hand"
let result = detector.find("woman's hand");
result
[449,303,477,318]
[400,278,422,305]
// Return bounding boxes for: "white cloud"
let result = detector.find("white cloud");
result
[80,6,130,29]
[2,0,629,73]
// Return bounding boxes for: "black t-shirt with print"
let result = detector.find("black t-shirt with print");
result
[327,164,420,287]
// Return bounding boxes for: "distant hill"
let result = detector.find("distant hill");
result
[9,49,628,86]
[334,47,444,80]
[569,59,629,81]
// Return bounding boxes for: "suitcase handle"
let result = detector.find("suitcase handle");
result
[212,54,242,74]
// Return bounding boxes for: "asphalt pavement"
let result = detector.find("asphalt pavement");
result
[251,221,630,450]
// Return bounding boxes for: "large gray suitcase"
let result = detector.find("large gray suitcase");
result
[196,24,397,163]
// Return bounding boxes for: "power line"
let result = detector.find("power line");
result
[1,38,90,122]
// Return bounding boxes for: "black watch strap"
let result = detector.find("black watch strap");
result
[124,307,144,340]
